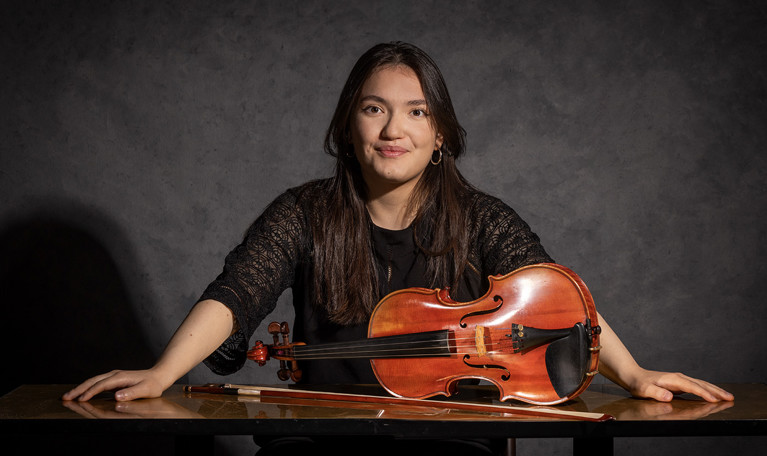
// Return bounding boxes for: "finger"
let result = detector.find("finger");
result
[658,374,733,402]
[62,372,112,400]
[686,381,734,401]
[114,383,151,402]
[638,383,674,402]
[693,379,735,401]
[77,371,140,402]
[62,371,121,401]
[114,377,164,402]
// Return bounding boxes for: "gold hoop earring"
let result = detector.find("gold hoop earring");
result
[430,149,443,165]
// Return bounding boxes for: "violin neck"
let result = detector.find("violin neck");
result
[290,330,452,360]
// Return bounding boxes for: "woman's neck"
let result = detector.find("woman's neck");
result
[365,180,418,230]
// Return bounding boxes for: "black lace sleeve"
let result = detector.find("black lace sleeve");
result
[198,188,309,375]
[472,193,553,276]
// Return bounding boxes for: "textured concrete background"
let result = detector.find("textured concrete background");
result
[2,1,765,454]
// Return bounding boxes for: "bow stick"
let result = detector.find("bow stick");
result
[184,384,613,422]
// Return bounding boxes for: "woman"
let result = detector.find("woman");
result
[64,41,732,410]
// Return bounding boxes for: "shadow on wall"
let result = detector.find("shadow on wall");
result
[0,205,250,455]
[0,208,156,396]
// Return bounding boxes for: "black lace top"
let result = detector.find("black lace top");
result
[198,179,552,384]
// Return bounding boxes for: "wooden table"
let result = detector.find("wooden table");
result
[1,383,765,456]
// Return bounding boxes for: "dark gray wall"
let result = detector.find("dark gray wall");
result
[2,1,765,455]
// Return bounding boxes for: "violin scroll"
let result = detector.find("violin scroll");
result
[246,321,304,382]
[247,341,269,366]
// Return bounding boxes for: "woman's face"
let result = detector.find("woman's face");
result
[350,65,443,195]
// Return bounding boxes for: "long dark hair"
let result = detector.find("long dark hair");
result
[316,42,473,325]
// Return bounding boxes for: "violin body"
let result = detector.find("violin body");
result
[249,263,601,405]
[368,263,600,405]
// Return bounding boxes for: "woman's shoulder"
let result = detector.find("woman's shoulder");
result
[462,187,553,269]
[284,178,333,202]
[462,187,543,244]
[240,179,334,246]
[464,187,518,219]
[242,179,332,231]
[263,178,333,211]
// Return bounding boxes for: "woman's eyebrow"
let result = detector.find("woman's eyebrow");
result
[359,94,386,104]
[359,95,427,106]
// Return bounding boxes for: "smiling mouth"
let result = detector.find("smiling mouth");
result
[377,146,408,157]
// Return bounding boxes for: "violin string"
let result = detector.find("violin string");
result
[293,347,519,359]
[296,352,465,359]
[293,331,481,349]
[289,346,524,360]
[293,346,479,358]
[286,332,467,350]
[295,348,504,357]
[291,334,478,355]
[292,352,489,360]
[291,333,494,350]
[286,333,513,359]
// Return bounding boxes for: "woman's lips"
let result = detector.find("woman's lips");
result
[376,145,407,157]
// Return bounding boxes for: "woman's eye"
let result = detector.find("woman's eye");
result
[411,109,427,117]
[364,106,382,114]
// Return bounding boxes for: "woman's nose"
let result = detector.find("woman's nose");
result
[381,113,405,139]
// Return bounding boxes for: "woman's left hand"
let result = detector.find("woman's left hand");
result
[622,367,734,402]
[595,312,734,403]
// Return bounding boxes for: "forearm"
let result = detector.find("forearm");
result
[594,311,733,402]
[149,299,236,389]
[595,312,642,390]
[63,299,236,402]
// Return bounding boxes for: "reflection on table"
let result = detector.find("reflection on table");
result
[3,382,756,424]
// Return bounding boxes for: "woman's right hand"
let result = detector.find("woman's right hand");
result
[62,368,172,402]
[62,300,235,403]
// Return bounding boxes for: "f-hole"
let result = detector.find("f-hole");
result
[463,354,511,381]
[459,295,503,328]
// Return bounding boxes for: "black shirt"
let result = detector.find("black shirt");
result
[198,179,552,384]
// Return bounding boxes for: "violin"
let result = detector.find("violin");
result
[247,263,602,405]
